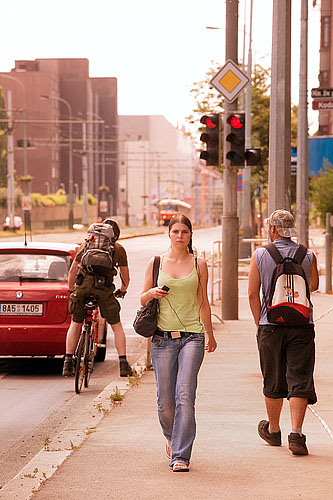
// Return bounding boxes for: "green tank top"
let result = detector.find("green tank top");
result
[157,259,203,333]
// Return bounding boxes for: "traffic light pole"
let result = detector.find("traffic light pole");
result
[268,0,292,214]
[296,0,309,247]
[239,0,253,259]
[222,0,239,320]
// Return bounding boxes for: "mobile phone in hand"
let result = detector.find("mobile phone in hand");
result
[161,285,170,292]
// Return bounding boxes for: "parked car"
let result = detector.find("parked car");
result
[3,216,23,231]
[0,242,107,360]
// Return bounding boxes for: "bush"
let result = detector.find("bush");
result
[0,187,24,208]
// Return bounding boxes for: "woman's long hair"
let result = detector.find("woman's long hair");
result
[168,214,193,254]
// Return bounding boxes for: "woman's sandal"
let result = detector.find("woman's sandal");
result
[172,461,189,472]
[166,440,171,460]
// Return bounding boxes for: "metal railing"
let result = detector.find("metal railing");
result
[208,238,267,305]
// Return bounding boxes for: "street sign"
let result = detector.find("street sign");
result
[22,196,32,211]
[311,88,333,99]
[99,200,108,213]
[312,100,333,110]
[237,173,243,192]
[210,60,250,103]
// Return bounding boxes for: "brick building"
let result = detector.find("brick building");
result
[318,0,333,134]
[0,59,118,214]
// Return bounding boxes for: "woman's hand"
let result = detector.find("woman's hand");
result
[149,287,170,299]
[205,333,217,353]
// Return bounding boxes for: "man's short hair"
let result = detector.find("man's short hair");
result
[268,209,297,238]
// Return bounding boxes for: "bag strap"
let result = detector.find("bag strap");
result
[264,243,283,264]
[293,244,308,264]
[152,256,160,287]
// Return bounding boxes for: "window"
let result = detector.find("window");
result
[321,16,330,49]
[0,253,70,282]
[320,70,329,88]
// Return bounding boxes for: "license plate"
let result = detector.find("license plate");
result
[0,303,43,316]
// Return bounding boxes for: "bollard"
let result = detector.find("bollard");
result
[325,212,332,293]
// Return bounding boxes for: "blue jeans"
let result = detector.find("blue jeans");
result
[151,332,205,466]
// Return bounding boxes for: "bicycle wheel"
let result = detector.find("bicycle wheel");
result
[74,332,87,394]
[84,325,96,388]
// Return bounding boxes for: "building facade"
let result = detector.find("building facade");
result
[318,0,333,134]
[0,59,119,214]
[118,115,222,226]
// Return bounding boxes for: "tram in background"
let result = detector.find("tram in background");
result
[158,199,192,226]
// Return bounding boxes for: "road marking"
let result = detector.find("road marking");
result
[307,406,333,442]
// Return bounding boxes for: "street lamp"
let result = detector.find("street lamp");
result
[0,73,28,179]
[40,94,74,229]
[0,73,31,230]
[85,111,106,217]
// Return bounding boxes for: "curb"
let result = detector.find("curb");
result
[0,356,148,500]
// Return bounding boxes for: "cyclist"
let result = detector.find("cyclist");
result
[62,219,133,378]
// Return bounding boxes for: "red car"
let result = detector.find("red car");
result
[0,241,107,360]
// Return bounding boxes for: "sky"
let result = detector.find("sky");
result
[1,0,321,134]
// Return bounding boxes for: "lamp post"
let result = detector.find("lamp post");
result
[86,111,106,217]
[0,73,28,179]
[40,94,74,229]
[0,73,30,230]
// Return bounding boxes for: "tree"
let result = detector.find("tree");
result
[186,63,299,206]
[186,64,271,172]
[0,86,7,187]
[309,160,333,225]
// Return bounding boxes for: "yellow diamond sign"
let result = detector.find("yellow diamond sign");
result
[210,59,250,103]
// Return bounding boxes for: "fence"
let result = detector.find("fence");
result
[208,238,267,305]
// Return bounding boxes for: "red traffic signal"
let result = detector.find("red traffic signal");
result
[199,114,220,167]
[227,114,244,129]
[226,112,245,166]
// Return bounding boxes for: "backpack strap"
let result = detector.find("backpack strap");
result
[264,243,283,264]
[152,256,160,287]
[293,244,308,264]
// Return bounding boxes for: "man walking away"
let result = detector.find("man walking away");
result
[248,209,319,455]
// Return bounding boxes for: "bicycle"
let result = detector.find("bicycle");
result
[74,294,99,394]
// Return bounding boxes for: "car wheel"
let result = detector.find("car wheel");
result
[95,322,107,362]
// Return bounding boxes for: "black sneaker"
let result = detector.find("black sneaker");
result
[288,433,308,455]
[120,360,133,377]
[62,356,74,377]
[258,420,282,446]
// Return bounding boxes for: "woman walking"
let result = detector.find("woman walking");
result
[140,215,217,472]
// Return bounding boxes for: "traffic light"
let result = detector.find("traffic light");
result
[226,112,245,166]
[244,148,262,166]
[199,114,220,167]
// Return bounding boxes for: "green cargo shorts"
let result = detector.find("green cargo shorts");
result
[68,276,121,325]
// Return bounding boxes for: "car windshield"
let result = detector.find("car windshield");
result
[0,253,71,282]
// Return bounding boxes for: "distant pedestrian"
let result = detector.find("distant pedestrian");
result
[140,214,217,472]
[248,209,319,455]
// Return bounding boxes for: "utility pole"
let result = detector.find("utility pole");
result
[239,0,254,258]
[268,0,292,214]
[82,122,88,226]
[222,0,239,320]
[7,91,15,231]
[296,0,309,246]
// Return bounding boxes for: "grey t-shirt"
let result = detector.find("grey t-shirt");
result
[256,238,314,325]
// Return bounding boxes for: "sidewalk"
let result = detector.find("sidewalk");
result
[3,293,333,500]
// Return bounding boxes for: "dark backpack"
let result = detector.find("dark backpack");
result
[264,243,312,326]
[81,223,116,276]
